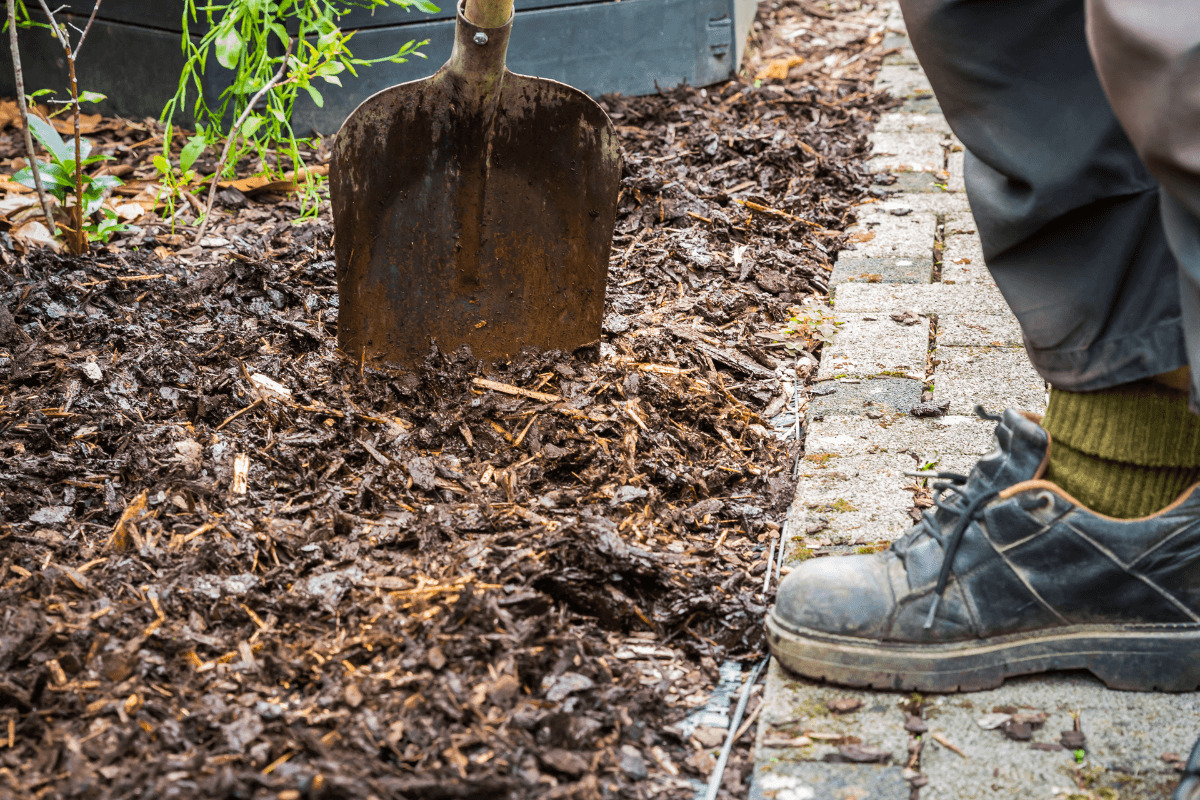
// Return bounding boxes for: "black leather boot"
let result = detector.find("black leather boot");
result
[767,408,1200,692]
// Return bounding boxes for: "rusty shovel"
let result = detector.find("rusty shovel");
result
[330,0,621,367]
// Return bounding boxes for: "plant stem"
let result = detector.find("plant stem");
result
[7,0,55,233]
[193,40,295,244]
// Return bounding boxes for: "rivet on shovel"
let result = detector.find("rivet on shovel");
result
[473,32,489,45]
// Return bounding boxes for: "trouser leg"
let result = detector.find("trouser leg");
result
[1086,0,1200,411]
[897,0,1188,391]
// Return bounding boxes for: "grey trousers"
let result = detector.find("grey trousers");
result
[897,0,1200,411]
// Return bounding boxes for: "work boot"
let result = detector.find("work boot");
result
[766,408,1200,692]
[1177,735,1200,800]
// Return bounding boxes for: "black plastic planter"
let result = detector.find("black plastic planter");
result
[0,0,756,134]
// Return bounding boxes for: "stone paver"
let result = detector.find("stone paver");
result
[935,345,1046,415]
[751,6,1197,796]
[937,313,1022,347]
[834,282,1011,316]
[815,314,930,381]
[867,130,945,174]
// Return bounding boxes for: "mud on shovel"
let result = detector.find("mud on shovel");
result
[330,0,621,367]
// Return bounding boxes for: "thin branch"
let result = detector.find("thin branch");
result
[7,0,55,232]
[194,39,295,244]
[72,0,101,57]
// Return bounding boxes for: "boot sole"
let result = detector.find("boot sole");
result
[766,612,1200,692]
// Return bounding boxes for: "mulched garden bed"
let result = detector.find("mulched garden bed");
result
[0,2,894,797]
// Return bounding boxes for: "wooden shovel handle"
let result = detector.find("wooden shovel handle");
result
[463,0,514,27]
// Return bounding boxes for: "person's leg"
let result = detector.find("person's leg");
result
[1085,0,1200,409]
[765,0,1200,693]
[902,0,1188,390]
[897,0,1200,519]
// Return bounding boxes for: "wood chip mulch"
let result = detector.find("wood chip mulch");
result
[0,2,895,797]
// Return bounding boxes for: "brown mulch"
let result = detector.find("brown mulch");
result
[0,2,893,798]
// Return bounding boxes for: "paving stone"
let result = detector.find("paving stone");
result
[882,42,919,66]
[753,662,911,800]
[883,2,905,34]
[900,95,942,115]
[867,130,945,174]
[947,148,965,192]
[873,189,970,216]
[816,314,929,381]
[750,762,909,800]
[937,314,1022,347]
[917,674,1200,800]
[807,377,923,419]
[935,345,1046,415]
[874,171,943,194]
[804,414,997,478]
[877,65,934,101]
[759,662,912,760]
[790,451,916,546]
[833,282,1011,316]
[830,257,933,287]
[874,112,952,135]
[843,207,938,261]
[940,211,991,283]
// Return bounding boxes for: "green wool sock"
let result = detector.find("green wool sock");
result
[1040,382,1200,519]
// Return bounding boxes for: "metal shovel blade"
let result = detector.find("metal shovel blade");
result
[330,5,621,367]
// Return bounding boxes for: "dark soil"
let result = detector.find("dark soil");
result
[0,2,894,798]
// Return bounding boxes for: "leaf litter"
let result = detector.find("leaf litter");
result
[0,1,895,797]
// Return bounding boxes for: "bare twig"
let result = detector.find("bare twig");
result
[194,39,295,244]
[7,0,55,232]
[71,0,102,56]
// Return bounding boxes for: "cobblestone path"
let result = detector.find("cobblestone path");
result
[749,4,1199,798]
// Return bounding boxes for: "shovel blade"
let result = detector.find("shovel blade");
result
[331,50,620,367]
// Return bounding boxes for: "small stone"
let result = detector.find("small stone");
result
[910,400,950,418]
[1060,729,1086,750]
[890,309,921,326]
[826,697,864,714]
[542,671,594,702]
[904,713,928,734]
[539,748,588,777]
[976,712,1011,730]
[692,725,726,748]
[619,745,648,780]
[1001,719,1032,741]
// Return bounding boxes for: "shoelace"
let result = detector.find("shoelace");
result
[905,406,1003,629]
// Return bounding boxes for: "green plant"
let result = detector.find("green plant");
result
[154,134,207,227]
[165,0,437,232]
[13,115,126,245]
[8,0,124,253]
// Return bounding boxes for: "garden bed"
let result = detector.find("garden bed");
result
[0,2,894,797]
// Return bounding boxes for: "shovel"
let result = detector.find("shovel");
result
[330,0,621,367]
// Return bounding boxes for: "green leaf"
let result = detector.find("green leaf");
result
[320,74,343,87]
[412,0,439,11]
[78,90,107,105]
[214,26,243,70]
[180,134,207,172]
[153,154,172,175]
[240,115,265,138]
[27,116,72,164]
[92,175,123,191]
[304,85,324,108]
